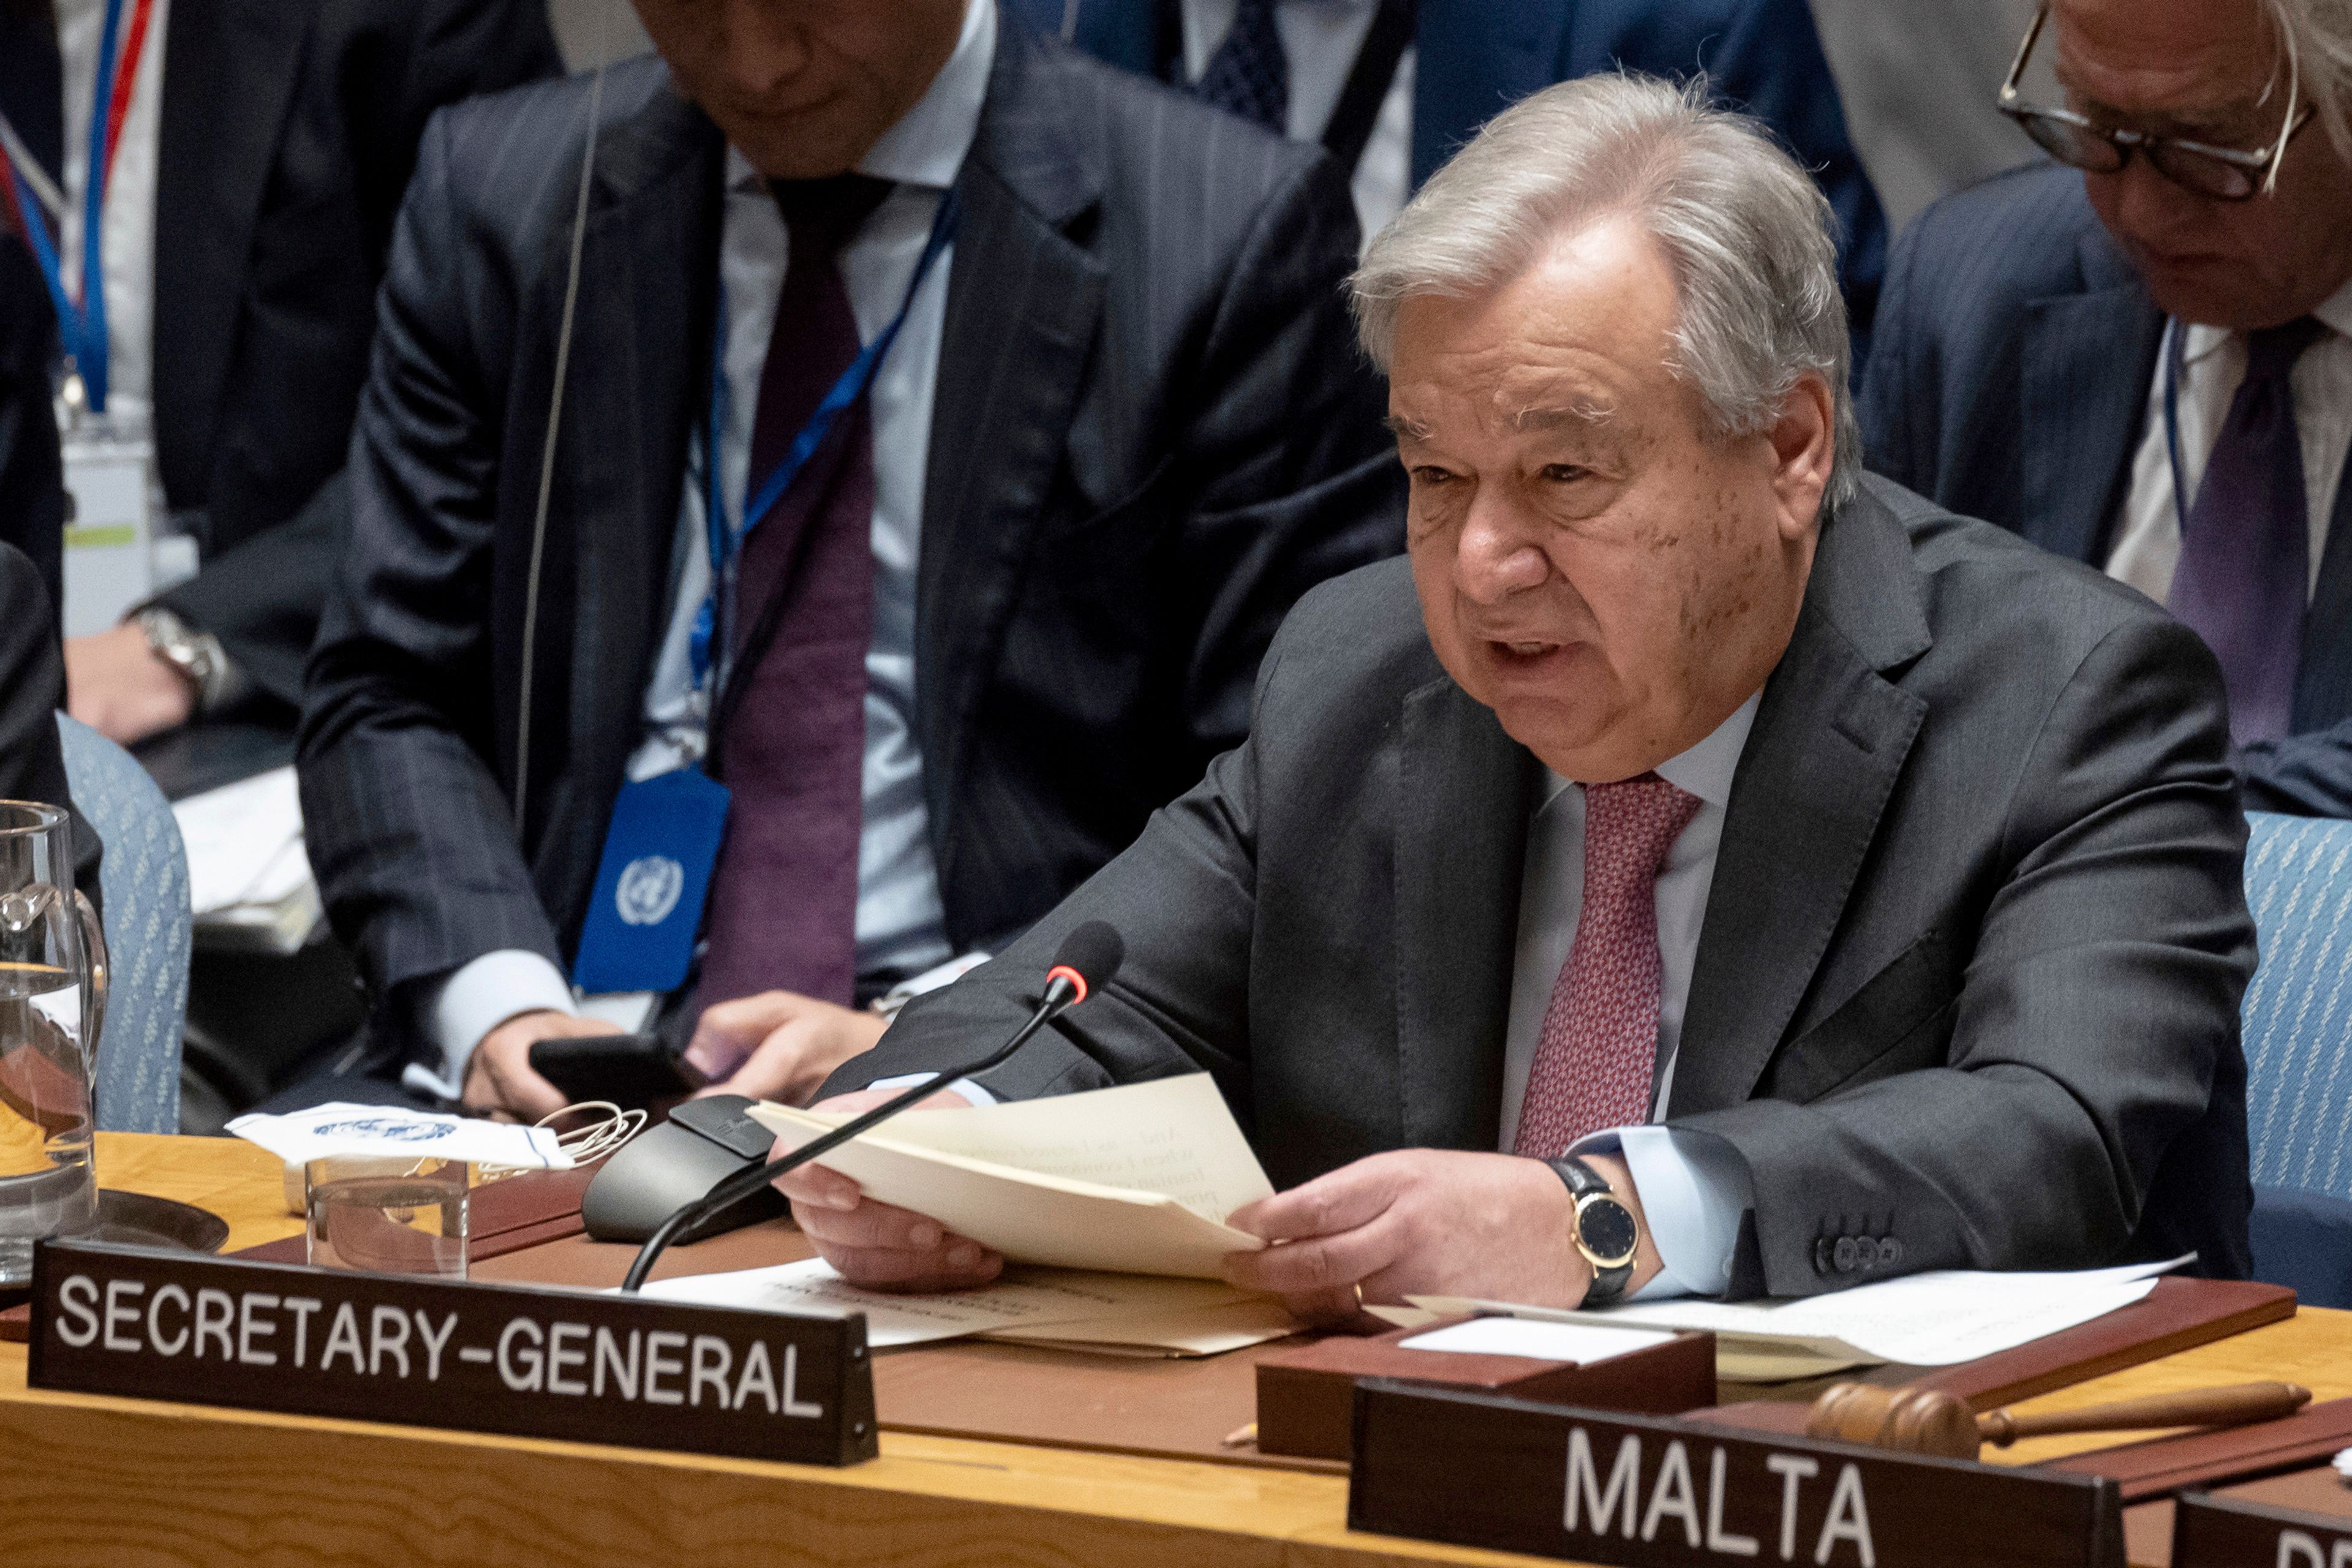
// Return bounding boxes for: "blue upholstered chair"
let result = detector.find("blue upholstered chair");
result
[55,714,190,1133]
[2239,812,2352,1308]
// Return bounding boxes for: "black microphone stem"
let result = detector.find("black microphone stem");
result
[618,982,1074,1294]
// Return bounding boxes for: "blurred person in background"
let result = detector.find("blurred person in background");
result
[0,0,559,744]
[1863,0,2352,816]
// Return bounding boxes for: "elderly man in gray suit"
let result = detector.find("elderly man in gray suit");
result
[786,75,2257,1314]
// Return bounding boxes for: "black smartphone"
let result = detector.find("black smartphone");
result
[527,1032,704,1108]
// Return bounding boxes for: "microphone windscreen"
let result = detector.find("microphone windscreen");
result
[1050,921,1125,994]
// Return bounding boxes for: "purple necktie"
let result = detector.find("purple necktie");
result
[2169,316,2328,745]
[695,175,892,1015]
[1189,0,1287,134]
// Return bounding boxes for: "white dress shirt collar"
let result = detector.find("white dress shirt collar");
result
[715,0,994,199]
[2177,271,2352,369]
[1534,690,1761,816]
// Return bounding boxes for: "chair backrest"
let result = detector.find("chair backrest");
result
[2240,812,2352,1202]
[55,714,189,1134]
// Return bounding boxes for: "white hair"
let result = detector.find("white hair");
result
[1351,73,1858,510]
[2266,0,2352,159]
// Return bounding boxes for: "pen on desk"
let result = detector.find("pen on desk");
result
[1221,1422,1257,1449]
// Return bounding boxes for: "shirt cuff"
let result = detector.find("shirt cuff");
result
[1570,1125,1755,1300]
[427,950,576,1091]
[866,1072,997,1106]
[870,951,993,1019]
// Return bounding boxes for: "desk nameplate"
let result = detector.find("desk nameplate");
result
[1348,1379,2126,1568]
[26,1240,876,1467]
[2172,1490,2352,1566]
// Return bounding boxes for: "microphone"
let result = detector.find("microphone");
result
[619,921,1125,1292]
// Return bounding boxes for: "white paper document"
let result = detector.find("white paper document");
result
[1411,1255,2193,1381]
[172,766,323,951]
[750,1075,1273,1279]
[1399,1317,1680,1365]
[642,1257,1295,1355]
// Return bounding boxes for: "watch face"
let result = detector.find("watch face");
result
[1577,1197,1638,1268]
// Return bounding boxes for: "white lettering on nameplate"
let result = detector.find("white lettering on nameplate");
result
[1564,1428,1876,1566]
[49,1272,825,1420]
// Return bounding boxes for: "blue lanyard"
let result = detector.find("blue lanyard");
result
[12,0,129,415]
[2162,317,2192,534]
[688,188,959,694]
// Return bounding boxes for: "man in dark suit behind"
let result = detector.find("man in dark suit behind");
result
[0,0,558,739]
[297,1,1400,1116]
[1007,0,1887,363]
[790,75,2253,1314]
[1861,0,2352,816]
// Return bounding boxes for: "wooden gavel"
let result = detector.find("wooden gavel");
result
[1805,1379,2312,1460]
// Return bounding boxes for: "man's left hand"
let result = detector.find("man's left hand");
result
[1221,1150,1662,1324]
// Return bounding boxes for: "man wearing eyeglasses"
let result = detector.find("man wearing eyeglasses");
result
[1861,0,2352,817]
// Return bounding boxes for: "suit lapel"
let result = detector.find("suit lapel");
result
[917,29,1106,895]
[1394,676,1538,1150]
[1671,491,1930,1115]
[2296,438,2352,731]
[151,0,309,508]
[2018,228,2163,568]
[1409,0,1570,187]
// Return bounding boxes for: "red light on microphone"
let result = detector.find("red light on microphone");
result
[1046,965,1088,1005]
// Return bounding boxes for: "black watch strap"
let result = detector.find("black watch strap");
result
[1546,1156,1635,1306]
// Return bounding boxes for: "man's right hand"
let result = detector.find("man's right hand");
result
[461,1011,621,1120]
[772,1087,1003,1291]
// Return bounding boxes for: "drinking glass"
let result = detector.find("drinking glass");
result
[0,801,108,1286]
[306,1155,470,1278]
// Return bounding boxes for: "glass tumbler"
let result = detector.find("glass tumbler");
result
[306,1154,470,1279]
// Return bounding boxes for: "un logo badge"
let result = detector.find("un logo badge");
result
[616,855,686,927]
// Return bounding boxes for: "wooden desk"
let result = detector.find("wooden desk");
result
[6,1135,2348,1568]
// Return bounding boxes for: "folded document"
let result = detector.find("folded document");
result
[643,1257,1298,1357]
[749,1074,1273,1279]
[1411,1255,2194,1382]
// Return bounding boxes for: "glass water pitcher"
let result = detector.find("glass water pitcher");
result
[0,801,108,1286]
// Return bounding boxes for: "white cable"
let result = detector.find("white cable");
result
[475,1099,646,1182]
[513,48,610,835]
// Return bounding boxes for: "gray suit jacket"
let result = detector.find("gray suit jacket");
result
[846,476,2257,1295]
[299,22,1401,1033]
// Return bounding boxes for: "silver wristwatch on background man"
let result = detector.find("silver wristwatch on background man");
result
[134,606,240,715]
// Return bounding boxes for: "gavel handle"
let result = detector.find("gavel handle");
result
[1977,1381,2311,1447]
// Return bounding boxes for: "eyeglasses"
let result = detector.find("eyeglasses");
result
[1996,4,2313,201]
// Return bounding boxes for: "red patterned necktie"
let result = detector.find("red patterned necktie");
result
[694,175,893,1019]
[1512,773,1704,1159]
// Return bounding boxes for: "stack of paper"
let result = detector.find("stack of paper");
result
[172,766,321,954]
[643,1257,1300,1357]
[1408,1256,2193,1382]
[750,1074,1275,1279]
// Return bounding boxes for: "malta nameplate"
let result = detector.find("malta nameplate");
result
[1348,1379,2125,1568]
[28,1239,877,1466]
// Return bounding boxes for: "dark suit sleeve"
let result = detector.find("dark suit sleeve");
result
[156,0,560,695]
[1689,0,1888,364]
[153,470,345,709]
[1675,616,2253,1297]
[1159,153,1403,757]
[298,107,564,1005]
[0,246,66,617]
[0,544,102,902]
[2236,725,2352,818]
